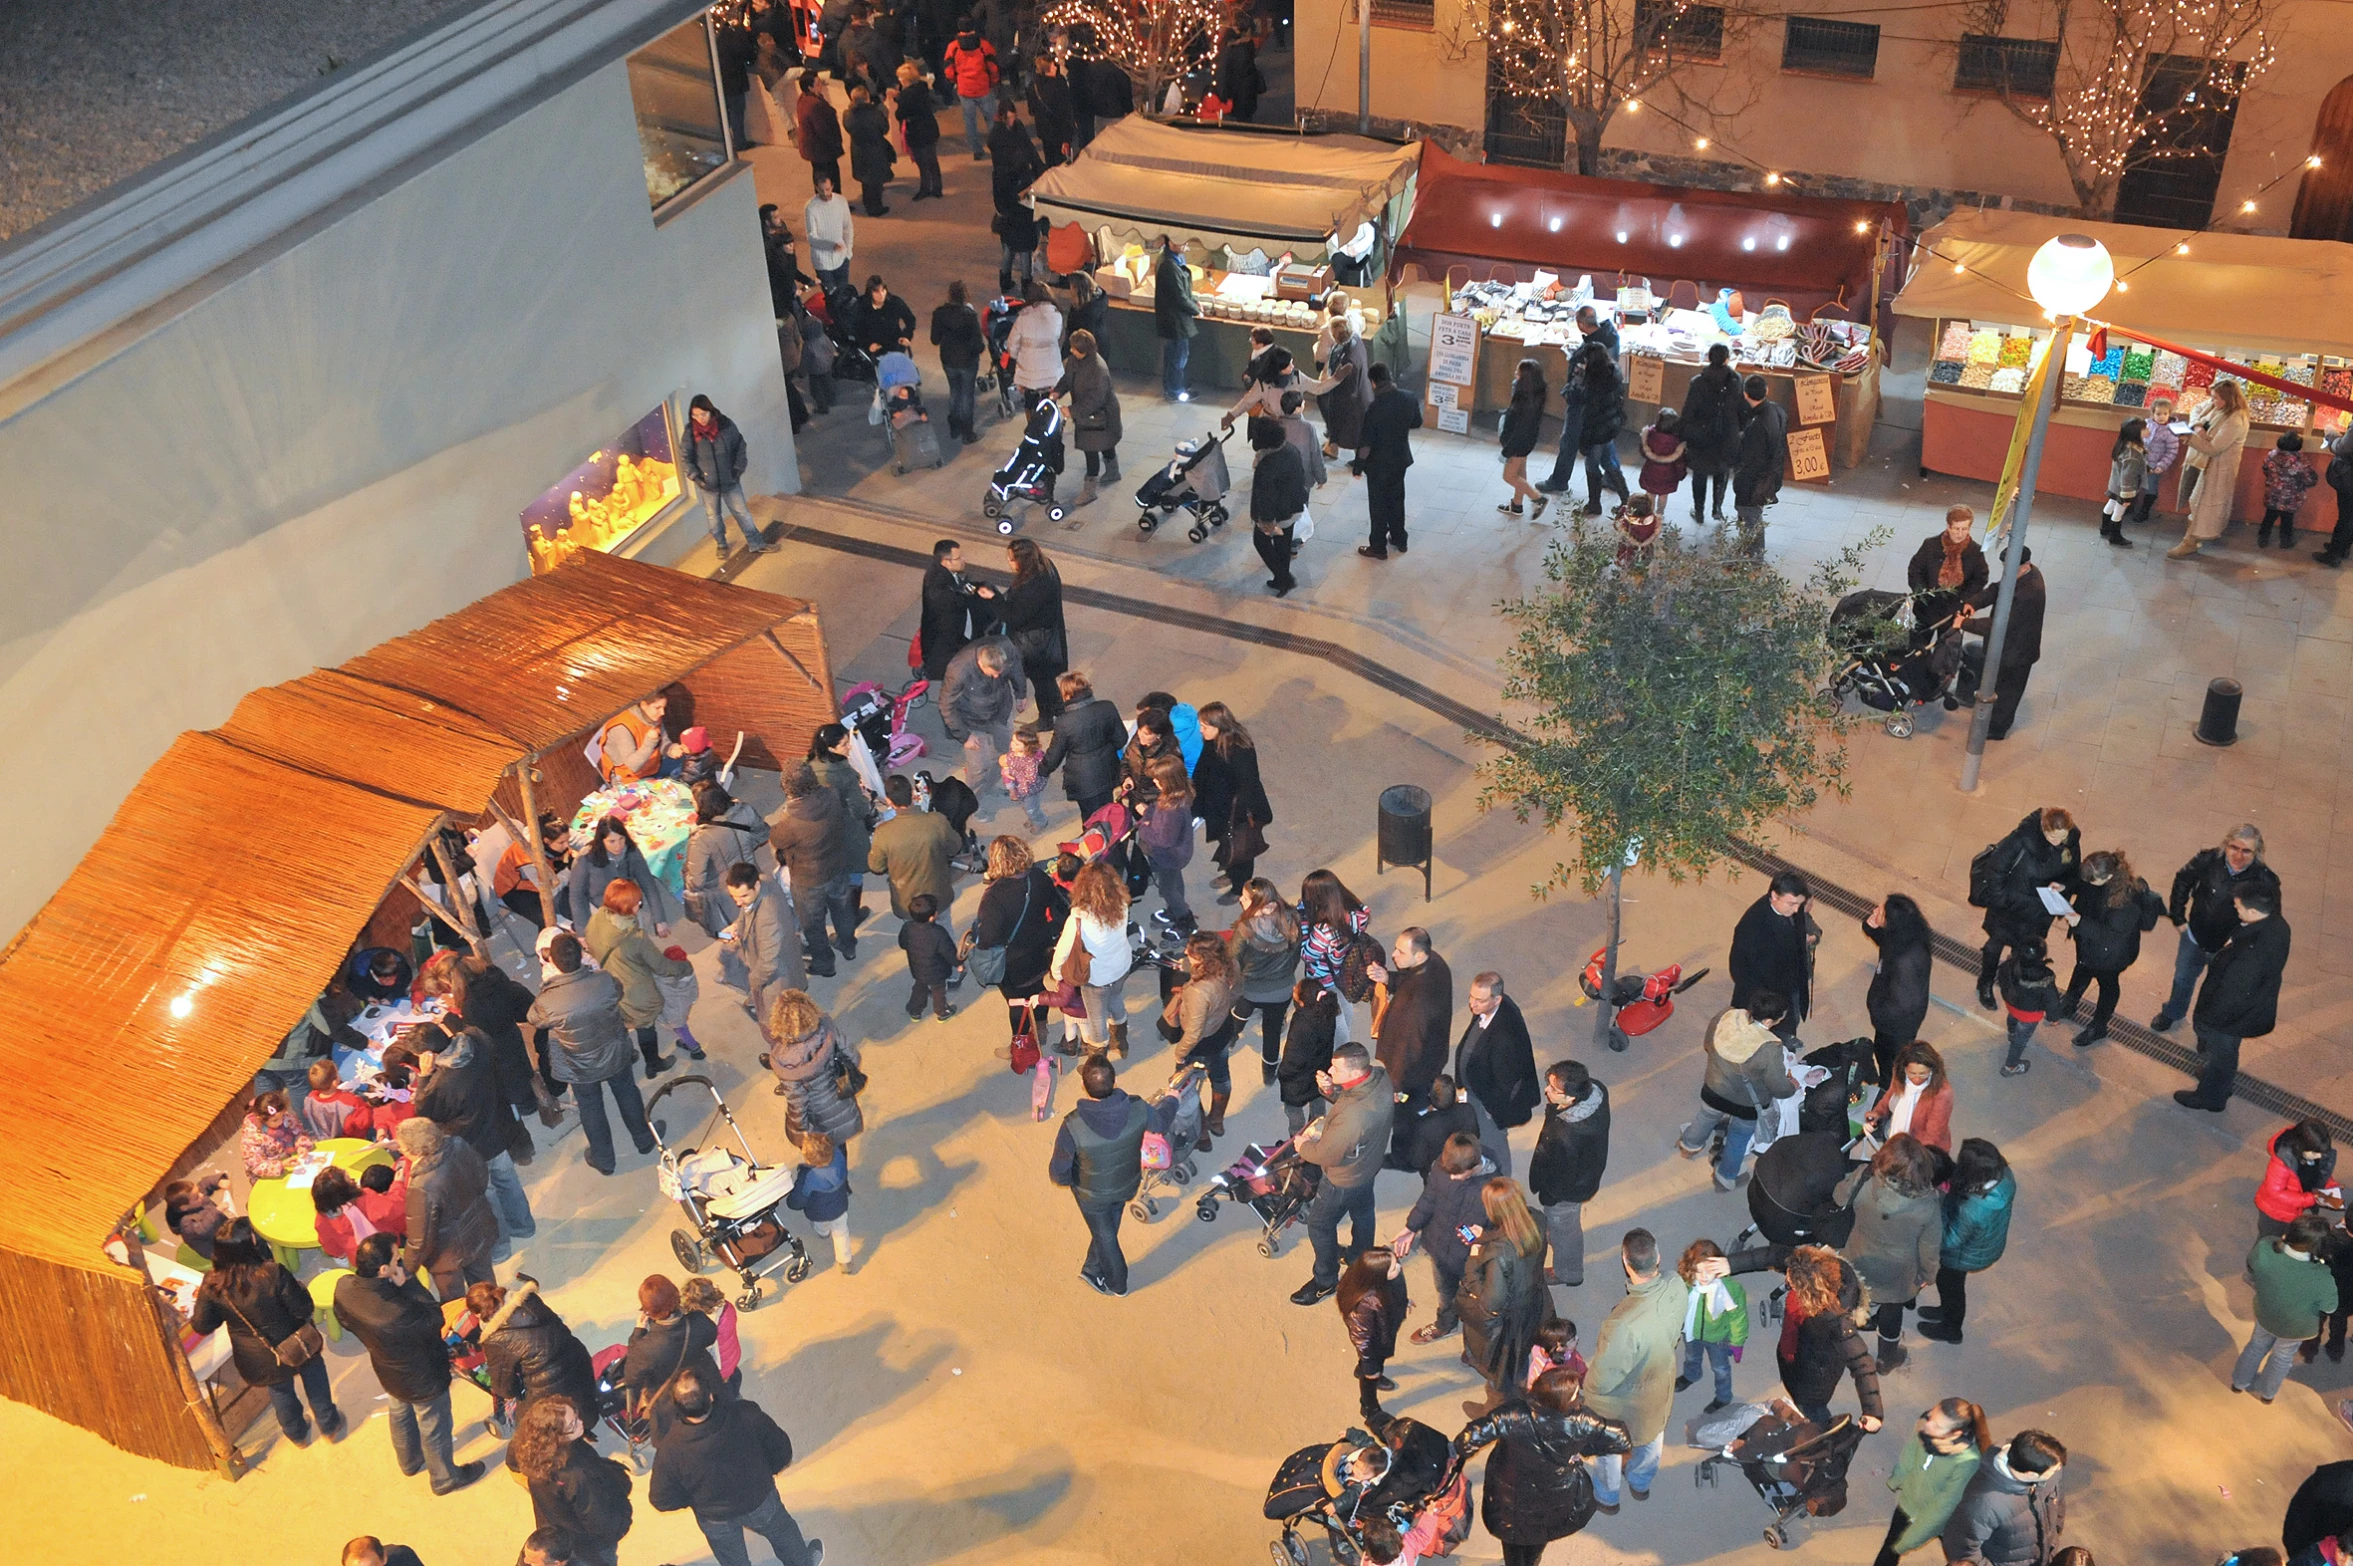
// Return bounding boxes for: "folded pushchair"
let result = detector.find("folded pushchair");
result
[984,396,1069,533]
[1130,1059,1206,1221]
[1134,427,1234,540]
[1266,1414,1470,1566]
[1694,1402,1867,1549]
[914,769,985,872]
[1195,1136,1319,1258]
[1821,588,1964,739]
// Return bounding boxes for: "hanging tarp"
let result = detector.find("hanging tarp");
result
[1026,118,1420,258]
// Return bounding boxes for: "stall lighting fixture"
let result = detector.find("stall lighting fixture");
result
[1668,234,1683,247]
[1695,138,1709,150]
[1548,216,1562,232]
[1742,237,1756,251]
[1854,221,1869,233]
[1764,173,1781,186]
[2242,200,2257,213]
[1491,213,1504,227]
[1776,236,1790,251]
[1615,230,1628,243]
[170,994,194,1019]
[2177,243,2191,255]
[2115,281,2128,292]
[1625,100,1640,113]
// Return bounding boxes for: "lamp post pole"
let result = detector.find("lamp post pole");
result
[1958,323,2068,793]
[1359,0,1372,133]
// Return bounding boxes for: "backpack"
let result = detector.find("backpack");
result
[1965,837,2012,908]
[1336,932,1386,1004]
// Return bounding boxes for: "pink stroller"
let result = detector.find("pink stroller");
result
[839,678,928,768]
[1194,1137,1320,1258]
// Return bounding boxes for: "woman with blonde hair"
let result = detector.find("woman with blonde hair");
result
[1457,1177,1549,1406]
[1053,859,1135,1054]
[1160,930,1244,1143]
[763,990,864,1147]
[2171,378,2252,558]
[1138,751,1198,935]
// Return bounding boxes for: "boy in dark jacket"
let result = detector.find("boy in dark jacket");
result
[1402,1075,1481,1176]
[898,893,959,1020]
[1397,1132,1494,1345]
[1527,1060,1609,1287]
[2177,884,2291,1113]
[648,1370,817,1566]
[1995,940,2060,1079]
[1276,981,1337,1135]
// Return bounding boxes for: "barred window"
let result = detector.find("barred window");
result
[1635,1,1725,61]
[1954,34,2059,97]
[1782,16,1880,78]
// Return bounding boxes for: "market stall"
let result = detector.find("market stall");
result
[1895,209,2353,525]
[1024,119,1420,389]
[0,553,835,1473]
[1390,145,1904,464]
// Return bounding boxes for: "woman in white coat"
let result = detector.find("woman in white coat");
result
[2169,379,2252,559]
[1008,280,1066,410]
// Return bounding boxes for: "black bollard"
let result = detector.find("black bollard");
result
[1376,784,1433,901]
[2193,677,2243,747]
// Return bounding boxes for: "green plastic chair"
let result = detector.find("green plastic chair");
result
[309,1269,351,1342]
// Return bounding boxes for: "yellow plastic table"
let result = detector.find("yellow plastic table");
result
[248,1138,394,1269]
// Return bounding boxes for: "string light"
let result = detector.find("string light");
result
[1040,0,1229,107]
[1765,172,1781,186]
[2242,200,2258,213]
[1694,138,1708,150]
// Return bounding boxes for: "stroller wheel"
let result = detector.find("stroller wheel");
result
[1764,1525,1788,1550]
[1208,504,1230,527]
[1138,513,1158,534]
[1130,1199,1152,1221]
[1607,1023,1630,1053]
[669,1229,707,1274]
[982,498,1002,519]
[1047,505,1068,524]
[1886,710,1915,739]
[1196,1196,1219,1222]
[1815,686,1846,719]
[1171,1161,1193,1186]
[893,461,906,476]
[1187,523,1208,543]
[996,516,1016,536]
[785,1250,814,1284]
[736,1282,763,1311]
[1256,1236,1279,1259]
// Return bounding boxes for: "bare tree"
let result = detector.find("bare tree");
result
[1439,0,1743,176]
[1961,0,2274,219]
[1042,0,1227,116]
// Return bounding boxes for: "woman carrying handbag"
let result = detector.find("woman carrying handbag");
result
[192,1217,344,1443]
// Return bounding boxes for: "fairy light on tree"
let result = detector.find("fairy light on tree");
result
[1439,0,1751,177]
[1041,0,1226,116]
[1960,0,2274,220]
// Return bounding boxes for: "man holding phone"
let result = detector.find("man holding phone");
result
[1290,1044,1397,1307]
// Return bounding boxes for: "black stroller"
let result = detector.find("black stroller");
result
[1695,1404,1868,1549]
[821,281,876,383]
[1134,428,1234,540]
[982,294,1024,418]
[1196,1137,1319,1258]
[984,396,1069,533]
[1733,1130,1859,1264]
[1820,588,1964,739]
[1265,1414,1469,1566]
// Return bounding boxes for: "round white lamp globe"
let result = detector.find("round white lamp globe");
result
[2025,233,2115,317]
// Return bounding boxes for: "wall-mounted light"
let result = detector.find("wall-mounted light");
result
[1695,138,1709,150]
[1741,237,1757,251]
[1548,216,1563,232]
[1491,212,1504,227]
[1668,234,1683,247]
[1775,235,1790,251]
[1854,220,1869,233]
[2241,199,2257,213]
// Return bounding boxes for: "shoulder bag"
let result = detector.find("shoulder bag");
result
[962,876,1032,987]
[225,1289,326,1371]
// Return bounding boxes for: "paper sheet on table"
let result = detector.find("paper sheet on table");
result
[2037,886,2072,916]
[284,1151,333,1191]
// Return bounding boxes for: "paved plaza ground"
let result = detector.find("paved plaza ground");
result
[14,83,2353,1566]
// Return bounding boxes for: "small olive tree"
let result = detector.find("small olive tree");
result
[1480,520,1884,1048]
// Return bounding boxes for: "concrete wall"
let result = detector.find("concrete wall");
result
[0,58,794,943]
[1299,0,2339,224]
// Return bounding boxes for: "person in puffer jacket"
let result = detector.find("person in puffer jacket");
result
[2257,1120,2341,1238]
[1675,995,1798,1193]
[472,1277,603,1423]
[1397,1134,1494,1346]
[1941,1431,2067,1566]
[1338,1246,1408,1420]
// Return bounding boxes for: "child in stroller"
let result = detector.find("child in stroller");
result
[1692,1398,1869,1549]
[817,281,876,383]
[984,396,1069,533]
[1195,1135,1320,1258]
[1134,427,1235,540]
[1821,588,1964,739]
[1265,1412,1470,1566]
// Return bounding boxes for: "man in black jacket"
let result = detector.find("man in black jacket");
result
[1456,971,1539,1175]
[1368,929,1453,1168]
[1729,871,1820,1035]
[1731,375,1787,554]
[1248,419,1308,597]
[334,1236,485,1494]
[1154,235,1198,402]
[1527,1061,1609,1287]
[917,538,994,683]
[2176,884,2290,1112]
[2154,823,2281,1032]
[1961,545,2046,741]
[1048,1057,1176,1296]
[411,1022,534,1257]
[649,1369,820,1566]
[1357,363,1424,559]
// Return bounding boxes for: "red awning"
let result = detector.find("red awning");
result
[1391,143,1907,315]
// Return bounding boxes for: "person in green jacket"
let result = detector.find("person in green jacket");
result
[1875,1398,1992,1565]
[1674,1238,1750,1412]
[2238,1213,2342,1402]
[1585,1229,1726,1510]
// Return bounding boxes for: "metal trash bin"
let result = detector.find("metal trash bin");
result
[2194,677,2242,747]
[1376,784,1433,902]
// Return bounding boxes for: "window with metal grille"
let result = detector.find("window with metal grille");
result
[1782,16,1879,78]
[1634,0,1725,61]
[2114,55,2246,229]
[1357,0,1434,29]
[1953,34,2058,97]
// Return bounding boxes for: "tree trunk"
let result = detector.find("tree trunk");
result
[1564,105,1605,178]
[1590,861,1623,1051]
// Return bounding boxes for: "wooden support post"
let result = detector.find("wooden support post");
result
[764,629,826,696]
[427,831,490,956]
[120,1226,243,1478]
[514,761,562,931]
[400,872,476,948]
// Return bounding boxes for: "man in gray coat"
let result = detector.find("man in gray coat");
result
[525,932,656,1176]
[395,1118,501,1299]
[940,634,1026,810]
[723,861,806,1025]
[1943,1431,2067,1565]
[1290,1043,1397,1306]
[769,765,859,979]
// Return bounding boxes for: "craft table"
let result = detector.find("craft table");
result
[249,1138,395,1266]
[569,778,695,896]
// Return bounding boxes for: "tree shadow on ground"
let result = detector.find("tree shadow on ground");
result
[746,1312,957,1456]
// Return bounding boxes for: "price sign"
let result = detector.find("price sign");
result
[1794,373,1837,426]
[1628,355,1664,404]
[1437,407,1471,434]
[1428,314,1479,389]
[1428,383,1459,412]
[1786,425,1831,484]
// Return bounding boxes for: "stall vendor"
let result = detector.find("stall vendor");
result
[599,695,680,785]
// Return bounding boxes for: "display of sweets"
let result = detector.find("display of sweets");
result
[2147,384,2180,409]
[1967,330,2004,364]
[1997,335,2033,368]
[2077,374,2117,403]
[2091,346,2123,377]
[1988,367,2028,393]
[2183,360,2218,390]
[2286,361,2318,387]
[2120,348,2156,382]
[2152,351,2189,386]
[1959,362,1999,388]
[2321,366,2353,404]
[2113,382,2148,408]
[1930,360,1966,384]
[1937,322,1975,361]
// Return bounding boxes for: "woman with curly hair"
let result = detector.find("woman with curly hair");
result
[763,990,865,1148]
[1053,859,1134,1055]
[965,834,1071,1068]
[1777,1243,1884,1428]
[1159,930,1243,1144]
[508,1396,634,1566]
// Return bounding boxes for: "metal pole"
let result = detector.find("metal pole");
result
[1358,0,1372,134]
[1959,328,2066,793]
[1591,861,1622,1052]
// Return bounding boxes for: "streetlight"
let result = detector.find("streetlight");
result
[1959,233,2113,792]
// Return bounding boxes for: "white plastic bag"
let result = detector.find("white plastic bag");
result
[1294,506,1315,542]
[868,387,885,426]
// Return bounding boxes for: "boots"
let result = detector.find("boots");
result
[1101,454,1121,483]
[1874,1338,1910,1373]
[638,1029,674,1077]
[1075,478,1099,507]
[674,1024,706,1061]
[1107,1020,1129,1058]
[1200,1087,1230,1150]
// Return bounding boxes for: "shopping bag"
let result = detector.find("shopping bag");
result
[868,387,886,426]
[1294,505,1315,542]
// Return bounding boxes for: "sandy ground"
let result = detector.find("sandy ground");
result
[11,510,2353,1566]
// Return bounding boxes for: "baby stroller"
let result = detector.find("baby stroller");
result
[587,1343,662,1472]
[875,351,943,475]
[1695,1402,1867,1549]
[1732,1129,1859,1266]
[1195,1136,1319,1258]
[839,678,929,769]
[1131,1060,1207,1221]
[982,294,1024,418]
[647,1073,813,1309]
[438,1297,511,1438]
[1266,1414,1470,1566]
[984,396,1069,533]
[1135,428,1234,540]
[820,281,876,383]
[1821,589,1963,739]
[914,769,985,873]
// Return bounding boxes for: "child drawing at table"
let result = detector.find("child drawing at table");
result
[298,1059,369,1141]
[238,1090,316,1179]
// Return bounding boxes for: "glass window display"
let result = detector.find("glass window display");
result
[627,16,728,210]
[521,406,682,574]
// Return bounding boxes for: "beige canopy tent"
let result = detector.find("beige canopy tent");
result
[1892,207,2353,360]
[1025,119,1419,259]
